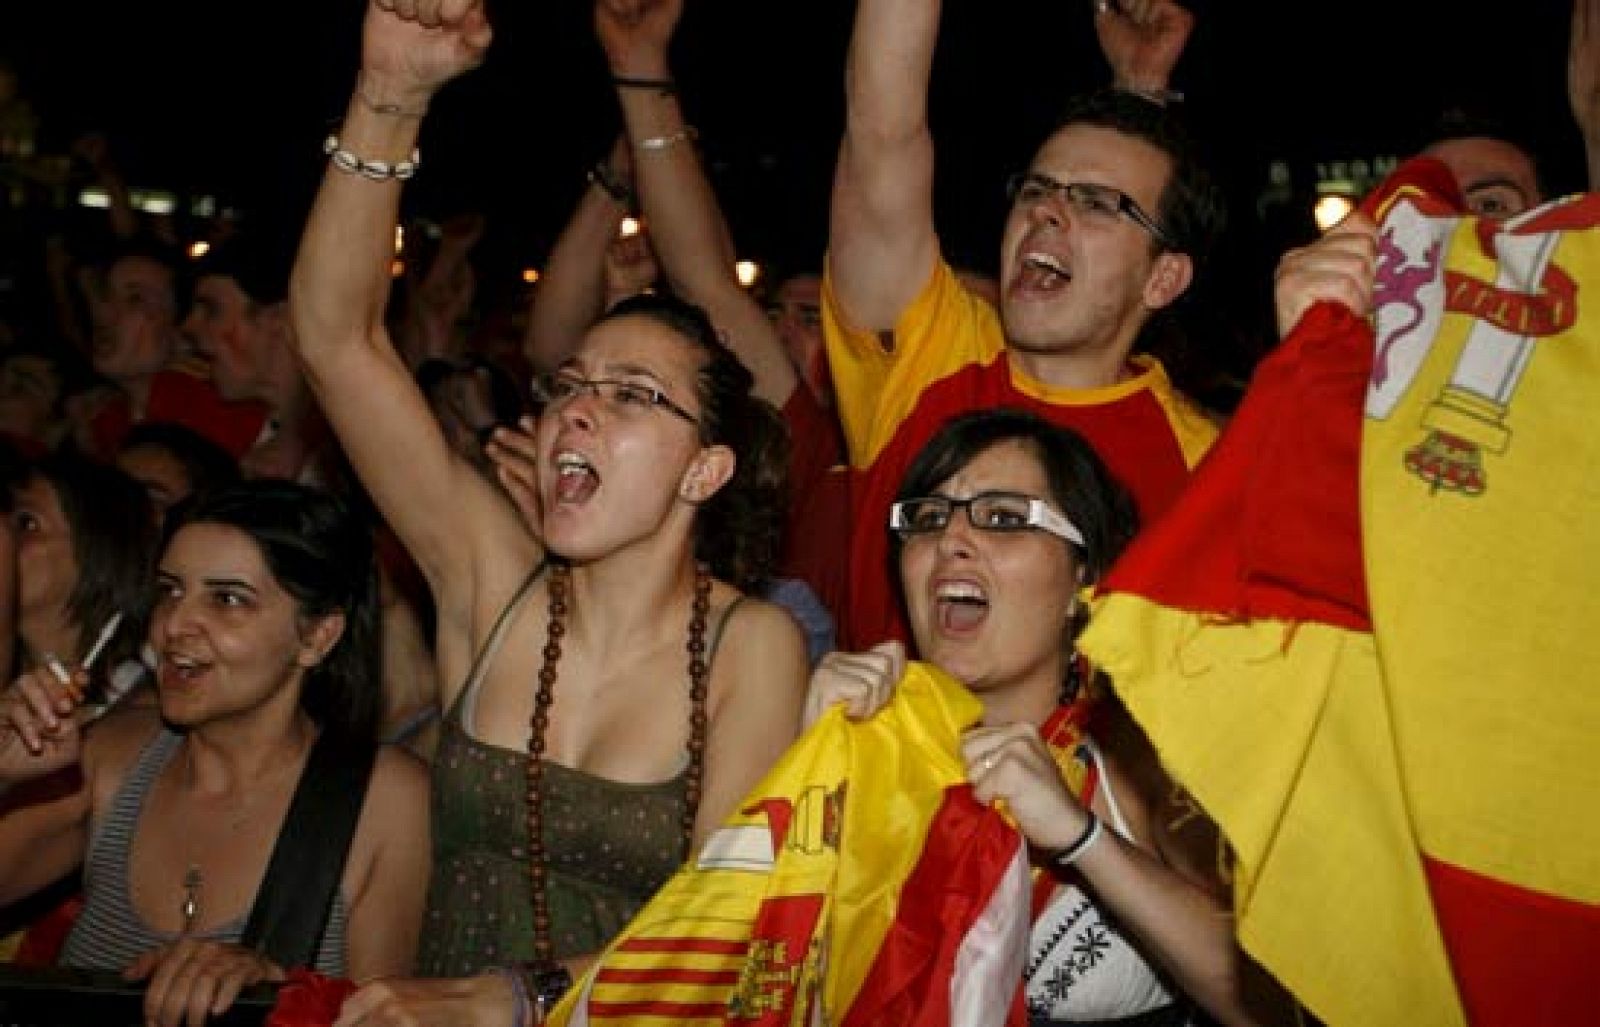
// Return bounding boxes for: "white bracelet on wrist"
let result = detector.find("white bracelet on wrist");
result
[322,134,420,181]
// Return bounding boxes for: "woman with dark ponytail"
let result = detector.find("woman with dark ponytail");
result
[0,480,431,1026]
[289,9,809,1014]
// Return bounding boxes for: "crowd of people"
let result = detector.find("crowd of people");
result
[0,0,1594,1023]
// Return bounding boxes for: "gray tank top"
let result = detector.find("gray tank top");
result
[59,729,348,975]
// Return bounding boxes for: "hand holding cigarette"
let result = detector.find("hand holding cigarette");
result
[0,612,126,779]
[0,663,91,781]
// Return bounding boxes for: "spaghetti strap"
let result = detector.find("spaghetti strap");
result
[451,560,547,730]
[704,595,748,669]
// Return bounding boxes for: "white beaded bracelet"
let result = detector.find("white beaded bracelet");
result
[322,134,420,181]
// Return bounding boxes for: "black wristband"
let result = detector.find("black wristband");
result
[1044,812,1103,875]
[611,74,677,95]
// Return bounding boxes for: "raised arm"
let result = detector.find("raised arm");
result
[1093,0,1195,101]
[596,0,799,407]
[1571,0,1600,191]
[290,0,523,594]
[524,135,634,373]
[827,0,942,332]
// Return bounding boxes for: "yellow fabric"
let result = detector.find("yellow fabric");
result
[1078,187,1600,1025]
[545,663,1001,1024]
[821,259,1003,470]
[1360,197,1600,901]
[819,259,1211,471]
[1079,599,1465,1025]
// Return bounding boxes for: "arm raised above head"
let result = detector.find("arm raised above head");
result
[1094,0,1194,101]
[1571,0,1600,191]
[596,0,800,408]
[291,0,532,594]
[827,0,942,334]
[526,135,636,374]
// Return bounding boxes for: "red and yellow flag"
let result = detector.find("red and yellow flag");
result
[546,664,1032,1026]
[1080,160,1600,1025]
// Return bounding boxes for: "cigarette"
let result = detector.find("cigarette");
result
[80,612,125,673]
[42,653,84,704]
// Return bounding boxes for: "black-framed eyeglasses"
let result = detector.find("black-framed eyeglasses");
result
[1005,171,1176,249]
[889,491,1084,546]
[532,370,700,426]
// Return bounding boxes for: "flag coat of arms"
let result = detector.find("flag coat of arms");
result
[546,663,1032,1026]
[1079,159,1600,1025]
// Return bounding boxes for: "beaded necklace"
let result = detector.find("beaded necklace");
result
[523,561,712,964]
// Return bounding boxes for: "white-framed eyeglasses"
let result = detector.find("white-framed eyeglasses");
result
[889,491,1085,547]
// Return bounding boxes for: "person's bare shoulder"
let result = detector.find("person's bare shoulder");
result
[82,704,164,806]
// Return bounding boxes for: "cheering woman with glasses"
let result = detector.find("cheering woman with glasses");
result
[288,1,808,1021]
[805,408,1290,1024]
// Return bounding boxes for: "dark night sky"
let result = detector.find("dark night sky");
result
[6,0,1583,302]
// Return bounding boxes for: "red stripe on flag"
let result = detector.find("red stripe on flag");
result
[594,967,743,986]
[615,938,749,955]
[1100,298,1373,630]
[587,1000,728,1017]
[1425,857,1600,1026]
[842,785,1025,1026]
[1100,158,1466,630]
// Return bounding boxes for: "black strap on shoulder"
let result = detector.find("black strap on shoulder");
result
[239,729,377,970]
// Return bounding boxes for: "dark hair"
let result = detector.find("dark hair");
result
[1418,106,1548,201]
[100,236,188,316]
[25,453,158,669]
[1,340,91,415]
[193,230,295,307]
[161,480,382,742]
[1053,88,1228,264]
[119,421,240,501]
[891,408,1139,586]
[597,293,790,593]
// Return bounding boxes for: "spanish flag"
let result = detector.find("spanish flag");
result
[1079,160,1600,1025]
[546,663,1031,1025]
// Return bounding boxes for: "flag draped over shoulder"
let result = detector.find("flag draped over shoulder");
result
[546,663,1031,1026]
[1079,159,1600,1026]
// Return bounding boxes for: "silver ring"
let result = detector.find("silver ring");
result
[981,754,996,773]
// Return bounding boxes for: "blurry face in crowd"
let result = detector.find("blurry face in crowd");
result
[12,476,76,638]
[534,315,724,564]
[426,366,499,474]
[116,444,193,527]
[150,522,339,728]
[766,274,830,406]
[0,355,63,441]
[91,256,177,382]
[184,275,275,403]
[898,439,1082,699]
[1423,136,1542,219]
[999,124,1185,362]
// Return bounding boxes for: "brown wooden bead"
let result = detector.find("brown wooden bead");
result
[524,561,712,966]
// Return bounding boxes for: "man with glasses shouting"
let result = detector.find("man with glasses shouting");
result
[822,0,1228,649]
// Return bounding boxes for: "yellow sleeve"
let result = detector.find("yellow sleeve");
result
[821,258,1005,468]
